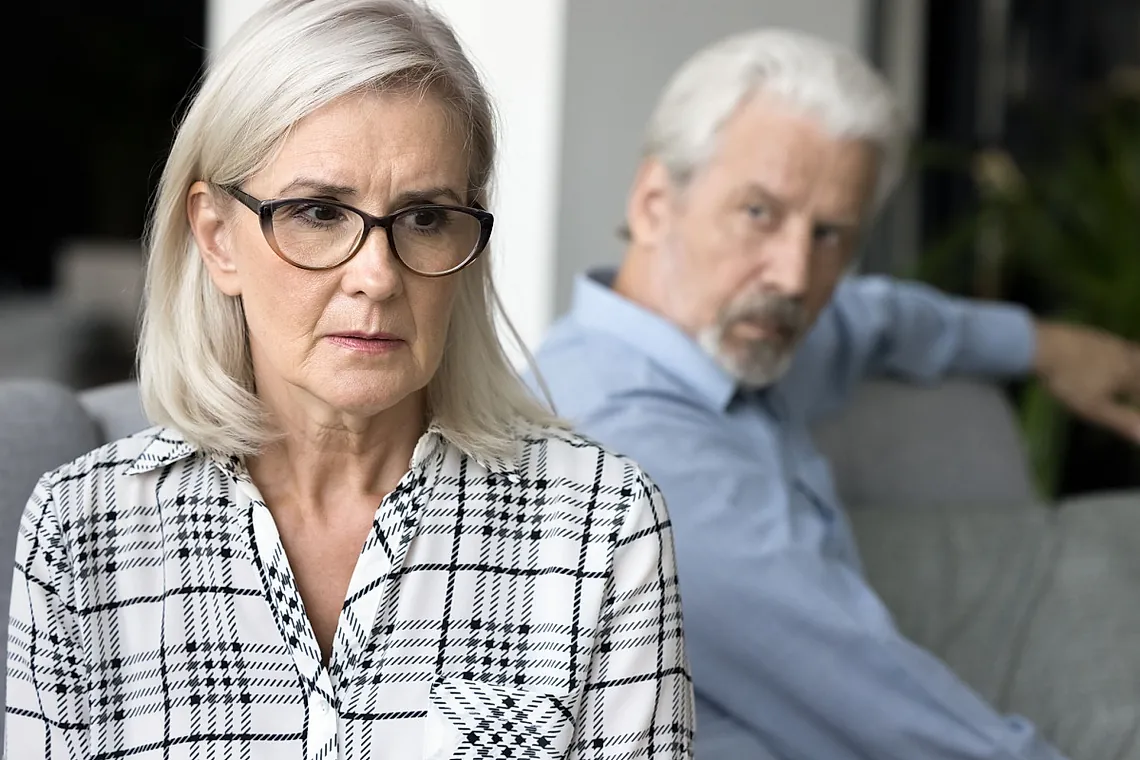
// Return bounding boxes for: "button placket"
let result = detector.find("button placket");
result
[307,692,340,760]
[329,436,445,695]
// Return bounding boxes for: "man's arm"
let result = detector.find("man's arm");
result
[580,398,1067,760]
[798,276,1140,444]
[789,275,1036,419]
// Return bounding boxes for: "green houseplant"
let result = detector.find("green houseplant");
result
[917,92,1140,498]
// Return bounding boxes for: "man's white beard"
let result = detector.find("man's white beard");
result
[698,323,794,389]
[697,292,805,389]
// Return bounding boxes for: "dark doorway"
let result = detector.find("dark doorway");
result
[5,2,206,293]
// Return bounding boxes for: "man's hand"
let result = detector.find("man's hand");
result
[1034,321,1140,445]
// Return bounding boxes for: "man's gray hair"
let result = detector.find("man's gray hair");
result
[643,28,909,211]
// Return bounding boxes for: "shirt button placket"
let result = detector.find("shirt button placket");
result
[309,693,340,759]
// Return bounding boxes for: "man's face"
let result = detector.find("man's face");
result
[639,93,880,388]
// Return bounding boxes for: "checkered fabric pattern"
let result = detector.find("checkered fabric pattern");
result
[6,425,694,759]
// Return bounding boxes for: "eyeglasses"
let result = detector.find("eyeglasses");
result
[220,186,494,277]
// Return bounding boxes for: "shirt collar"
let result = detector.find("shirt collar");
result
[126,424,520,479]
[569,268,738,412]
[125,428,199,476]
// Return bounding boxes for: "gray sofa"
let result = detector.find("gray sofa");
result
[0,377,1048,718]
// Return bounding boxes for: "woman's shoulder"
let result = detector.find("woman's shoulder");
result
[34,425,201,516]
[42,425,177,478]
[513,424,659,495]
[505,425,671,542]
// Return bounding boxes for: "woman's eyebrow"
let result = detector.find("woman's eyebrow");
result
[390,187,465,207]
[275,179,466,208]
[277,176,358,198]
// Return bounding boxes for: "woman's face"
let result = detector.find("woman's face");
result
[189,91,472,425]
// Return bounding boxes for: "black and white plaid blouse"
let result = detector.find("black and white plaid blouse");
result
[6,424,694,759]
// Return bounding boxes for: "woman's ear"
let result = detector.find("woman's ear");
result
[187,181,242,296]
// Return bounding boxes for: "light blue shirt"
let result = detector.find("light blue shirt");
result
[529,270,1068,760]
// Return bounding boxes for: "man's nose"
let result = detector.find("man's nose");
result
[758,224,812,298]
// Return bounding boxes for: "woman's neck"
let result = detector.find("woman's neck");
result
[247,385,428,518]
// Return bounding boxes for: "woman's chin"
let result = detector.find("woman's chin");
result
[304,381,425,422]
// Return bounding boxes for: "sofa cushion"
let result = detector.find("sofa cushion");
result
[813,379,1039,509]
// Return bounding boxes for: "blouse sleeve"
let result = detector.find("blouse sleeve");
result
[569,469,695,759]
[6,477,91,760]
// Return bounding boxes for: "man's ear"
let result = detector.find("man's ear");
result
[625,158,678,249]
[187,181,242,296]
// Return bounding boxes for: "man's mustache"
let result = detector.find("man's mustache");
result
[721,294,807,337]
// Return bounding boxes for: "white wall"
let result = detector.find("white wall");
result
[553,0,870,314]
[206,0,264,53]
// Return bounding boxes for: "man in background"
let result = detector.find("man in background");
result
[531,27,1140,760]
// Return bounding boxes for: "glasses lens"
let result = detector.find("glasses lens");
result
[270,201,363,268]
[391,207,483,274]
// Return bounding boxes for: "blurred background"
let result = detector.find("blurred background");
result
[3,0,1137,497]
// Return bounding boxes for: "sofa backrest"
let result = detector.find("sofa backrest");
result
[812,378,1039,509]
[80,379,148,443]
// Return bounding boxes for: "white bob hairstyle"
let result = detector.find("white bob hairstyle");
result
[138,0,556,461]
[643,28,910,212]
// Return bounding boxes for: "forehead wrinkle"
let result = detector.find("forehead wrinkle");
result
[712,100,873,225]
[261,94,469,209]
[715,93,843,199]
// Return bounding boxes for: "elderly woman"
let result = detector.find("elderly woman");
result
[4,1,693,758]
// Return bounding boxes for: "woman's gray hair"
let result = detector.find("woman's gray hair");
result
[139,0,558,461]
[644,28,909,212]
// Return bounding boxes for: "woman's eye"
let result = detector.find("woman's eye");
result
[411,209,442,228]
[401,208,452,235]
[306,205,341,222]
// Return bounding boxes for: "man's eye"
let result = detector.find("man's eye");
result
[745,204,770,221]
[814,227,843,248]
